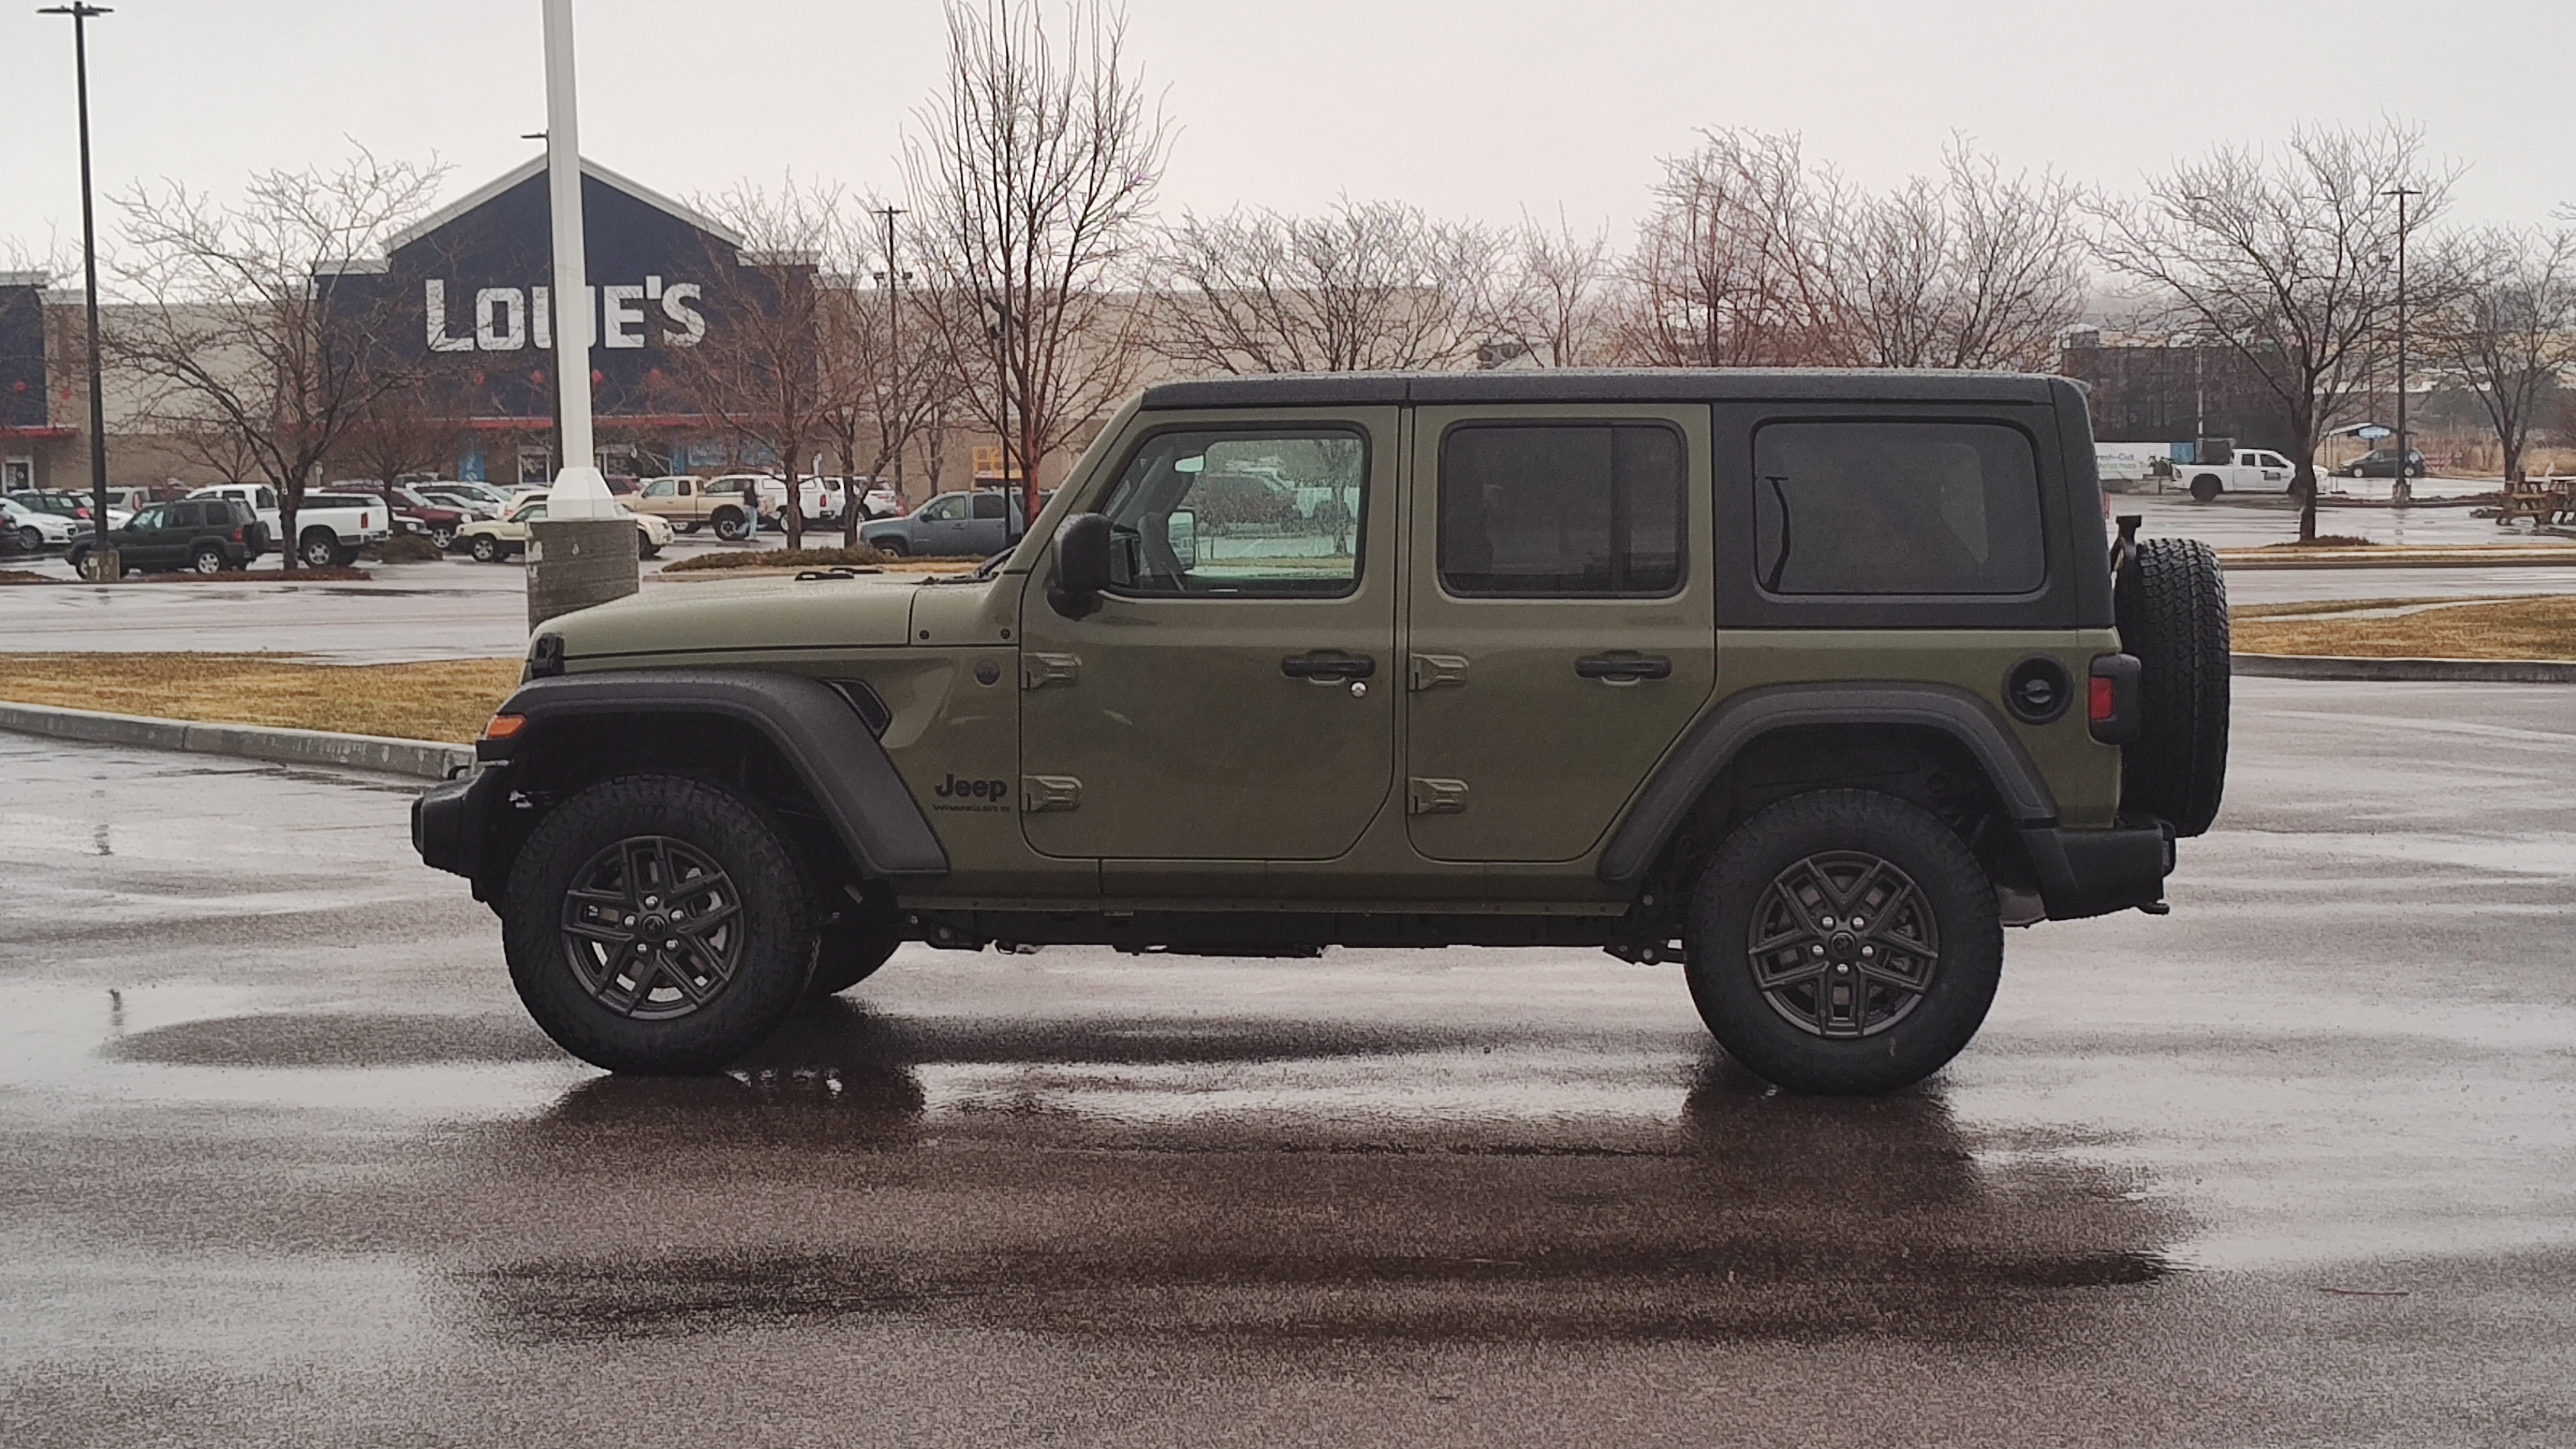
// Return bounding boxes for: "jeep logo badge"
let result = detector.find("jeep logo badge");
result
[934,774,1009,801]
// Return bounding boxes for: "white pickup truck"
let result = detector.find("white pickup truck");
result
[2177,448,2299,502]
[183,484,394,567]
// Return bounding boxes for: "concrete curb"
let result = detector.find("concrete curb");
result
[2218,550,2576,570]
[2234,653,2576,684]
[0,700,473,779]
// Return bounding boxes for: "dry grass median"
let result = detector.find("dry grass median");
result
[0,653,523,743]
[2233,596,2576,660]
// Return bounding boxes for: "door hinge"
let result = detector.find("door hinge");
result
[1409,653,1469,691]
[1407,777,1470,815]
[1021,775,1083,813]
[1021,652,1081,690]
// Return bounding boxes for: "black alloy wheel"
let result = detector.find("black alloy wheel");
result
[1745,850,1940,1038]
[557,835,746,1021]
[714,509,751,542]
[1684,789,2002,1095]
[504,774,816,1074]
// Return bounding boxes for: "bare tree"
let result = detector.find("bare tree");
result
[1614,130,1855,369]
[108,149,447,567]
[813,209,969,546]
[1487,211,1614,368]
[338,363,471,486]
[2426,228,2576,484]
[2091,123,2455,540]
[1853,142,2087,371]
[658,179,833,550]
[906,0,1170,520]
[1155,198,1501,372]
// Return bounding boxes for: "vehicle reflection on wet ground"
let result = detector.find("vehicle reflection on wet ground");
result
[4,679,2575,1446]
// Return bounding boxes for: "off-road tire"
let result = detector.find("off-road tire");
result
[190,545,225,574]
[504,774,818,1074]
[2188,474,2221,502]
[299,528,348,569]
[2116,536,2229,837]
[1682,789,2002,1096]
[469,535,501,563]
[713,508,751,542]
[808,909,904,997]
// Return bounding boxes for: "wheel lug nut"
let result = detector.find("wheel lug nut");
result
[1862,945,1875,957]
[1821,916,1836,928]
[1811,945,1826,957]
[1852,917,1866,928]
[624,915,636,926]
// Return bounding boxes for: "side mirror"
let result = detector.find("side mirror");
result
[1050,511,1112,619]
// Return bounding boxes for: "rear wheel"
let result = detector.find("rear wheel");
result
[713,508,751,542]
[298,528,347,569]
[429,523,459,548]
[190,545,225,575]
[2117,537,2230,837]
[2187,474,2221,502]
[1682,790,2002,1096]
[504,775,817,1074]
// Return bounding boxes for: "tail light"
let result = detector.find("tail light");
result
[230,525,245,542]
[2089,653,2143,745]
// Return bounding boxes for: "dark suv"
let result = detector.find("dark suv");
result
[70,498,265,575]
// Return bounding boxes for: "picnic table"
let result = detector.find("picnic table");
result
[2490,476,2576,527]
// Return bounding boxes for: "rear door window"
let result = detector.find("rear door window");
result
[971,492,1007,520]
[1437,424,1684,597]
[1752,421,2046,595]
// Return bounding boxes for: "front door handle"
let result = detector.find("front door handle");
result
[1281,652,1376,682]
[1575,652,1672,683]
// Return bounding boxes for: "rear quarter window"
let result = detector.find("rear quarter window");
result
[1752,421,2046,596]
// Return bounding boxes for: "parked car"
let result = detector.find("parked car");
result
[328,480,479,548]
[7,489,128,530]
[859,487,1048,557]
[862,484,902,519]
[453,492,671,562]
[417,368,2220,1090]
[2339,448,2428,479]
[628,475,765,541]
[181,485,390,567]
[409,481,514,515]
[2174,448,2299,502]
[3,496,85,551]
[67,498,264,577]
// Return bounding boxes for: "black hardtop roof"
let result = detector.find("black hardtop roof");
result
[1140,367,2066,411]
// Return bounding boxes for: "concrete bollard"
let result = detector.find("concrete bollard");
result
[525,517,638,630]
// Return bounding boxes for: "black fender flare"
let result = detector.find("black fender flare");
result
[463,669,948,881]
[1596,682,2058,889]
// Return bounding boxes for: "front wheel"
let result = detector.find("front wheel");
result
[871,535,908,558]
[636,530,662,560]
[17,526,40,552]
[1682,789,2002,1096]
[713,508,751,542]
[503,775,818,1074]
[430,524,458,548]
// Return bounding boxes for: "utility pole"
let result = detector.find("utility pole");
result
[39,4,114,580]
[2384,185,2423,506]
[875,204,906,502]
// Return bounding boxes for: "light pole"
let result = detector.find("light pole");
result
[38,3,113,580]
[2384,184,2423,505]
[874,204,907,502]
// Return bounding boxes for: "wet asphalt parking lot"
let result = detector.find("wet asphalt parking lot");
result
[3,677,2573,1446]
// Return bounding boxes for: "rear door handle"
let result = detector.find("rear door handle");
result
[1575,652,1672,682]
[1281,652,1376,682]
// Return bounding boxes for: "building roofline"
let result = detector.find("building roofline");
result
[379,155,747,257]
[0,271,50,289]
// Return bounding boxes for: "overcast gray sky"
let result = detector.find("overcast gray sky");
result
[3,0,2570,267]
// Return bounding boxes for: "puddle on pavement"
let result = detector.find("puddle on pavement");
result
[108,1012,561,1068]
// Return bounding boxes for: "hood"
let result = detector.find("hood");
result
[544,572,926,662]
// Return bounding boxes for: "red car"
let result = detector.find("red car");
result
[328,481,482,548]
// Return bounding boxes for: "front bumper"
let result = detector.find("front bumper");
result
[2021,821,2174,920]
[412,763,511,891]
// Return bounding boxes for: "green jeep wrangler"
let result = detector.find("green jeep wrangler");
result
[415,370,2228,1094]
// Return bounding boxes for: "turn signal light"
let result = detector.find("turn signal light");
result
[2089,675,2116,724]
[480,713,528,741]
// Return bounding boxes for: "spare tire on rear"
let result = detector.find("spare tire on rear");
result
[2116,537,2229,837]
